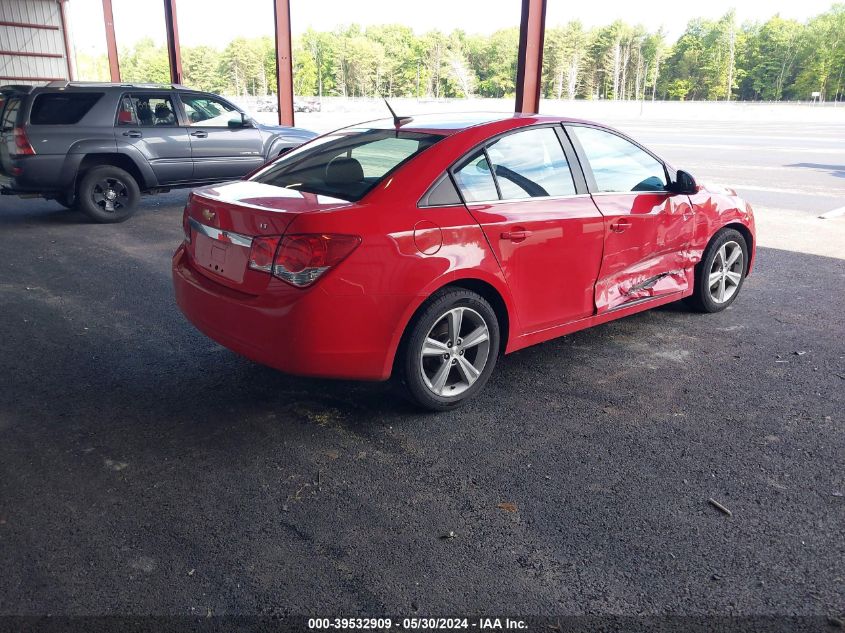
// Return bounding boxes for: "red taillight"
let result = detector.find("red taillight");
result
[182,206,191,243]
[12,127,35,156]
[248,233,360,288]
[248,236,281,273]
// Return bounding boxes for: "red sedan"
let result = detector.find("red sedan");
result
[173,113,755,410]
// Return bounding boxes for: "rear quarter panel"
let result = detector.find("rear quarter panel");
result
[284,196,518,379]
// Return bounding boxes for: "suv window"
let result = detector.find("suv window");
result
[1,97,20,132]
[118,94,178,127]
[570,126,667,193]
[30,92,102,125]
[486,127,576,199]
[253,129,443,202]
[181,94,240,127]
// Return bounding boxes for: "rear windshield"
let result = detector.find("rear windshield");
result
[29,92,103,125]
[252,129,444,201]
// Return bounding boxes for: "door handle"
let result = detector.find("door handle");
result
[190,131,208,138]
[500,229,531,242]
[122,130,142,138]
[610,219,633,233]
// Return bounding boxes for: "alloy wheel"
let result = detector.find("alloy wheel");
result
[708,240,744,304]
[92,178,129,213]
[419,307,491,397]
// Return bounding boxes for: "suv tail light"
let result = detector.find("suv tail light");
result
[248,233,360,288]
[12,127,35,156]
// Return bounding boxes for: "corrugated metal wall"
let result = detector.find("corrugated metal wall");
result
[0,0,70,84]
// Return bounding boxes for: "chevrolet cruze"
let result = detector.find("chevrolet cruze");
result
[173,113,755,410]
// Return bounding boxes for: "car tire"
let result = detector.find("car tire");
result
[399,288,500,412]
[687,228,749,313]
[77,165,140,223]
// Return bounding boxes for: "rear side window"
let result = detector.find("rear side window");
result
[421,175,462,206]
[253,129,443,202]
[118,94,178,127]
[29,93,102,125]
[453,150,499,202]
[570,126,667,193]
[485,127,576,199]
[1,97,21,132]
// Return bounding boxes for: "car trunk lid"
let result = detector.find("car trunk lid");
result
[184,180,353,293]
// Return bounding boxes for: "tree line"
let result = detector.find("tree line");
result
[74,4,845,102]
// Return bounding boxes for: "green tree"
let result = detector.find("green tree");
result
[76,5,845,104]
[182,46,225,92]
[367,25,418,96]
[119,38,169,84]
[793,4,845,100]
[543,21,587,99]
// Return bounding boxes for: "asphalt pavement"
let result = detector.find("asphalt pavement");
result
[0,114,843,624]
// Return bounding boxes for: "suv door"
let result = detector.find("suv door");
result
[115,93,192,184]
[176,93,264,181]
[566,125,695,313]
[452,126,604,332]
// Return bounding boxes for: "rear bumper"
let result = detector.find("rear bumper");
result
[0,154,66,195]
[172,245,402,381]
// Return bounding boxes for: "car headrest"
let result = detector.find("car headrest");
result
[154,103,172,117]
[325,156,364,186]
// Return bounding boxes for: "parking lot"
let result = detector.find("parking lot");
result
[0,107,843,620]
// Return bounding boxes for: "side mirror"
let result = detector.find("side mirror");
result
[228,113,252,129]
[670,169,698,195]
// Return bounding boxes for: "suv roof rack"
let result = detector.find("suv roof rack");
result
[1,84,37,93]
[44,81,187,90]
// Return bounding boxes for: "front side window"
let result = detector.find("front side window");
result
[486,127,576,199]
[252,129,443,202]
[119,94,178,127]
[30,92,102,125]
[570,126,667,193]
[181,95,240,127]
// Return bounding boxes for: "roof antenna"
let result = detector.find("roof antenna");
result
[383,98,413,127]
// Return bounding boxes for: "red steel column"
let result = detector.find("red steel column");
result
[58,0,75,80]
[273,0,295,126]
[101,0,120,82]
[514,0,547,114]
[163,0,183,85]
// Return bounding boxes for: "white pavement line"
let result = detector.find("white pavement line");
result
[727,183,845,197]
[819,206,845,219]
[651,142,845,155]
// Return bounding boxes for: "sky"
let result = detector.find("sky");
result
[66,0,838,56]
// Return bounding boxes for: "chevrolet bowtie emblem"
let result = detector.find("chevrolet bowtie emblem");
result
[202,209,215,222]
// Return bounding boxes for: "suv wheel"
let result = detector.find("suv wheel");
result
[78,165,140,223]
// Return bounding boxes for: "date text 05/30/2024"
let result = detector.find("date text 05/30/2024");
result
[307,618,528,630]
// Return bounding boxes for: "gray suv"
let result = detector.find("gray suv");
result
[0,82,317,222]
